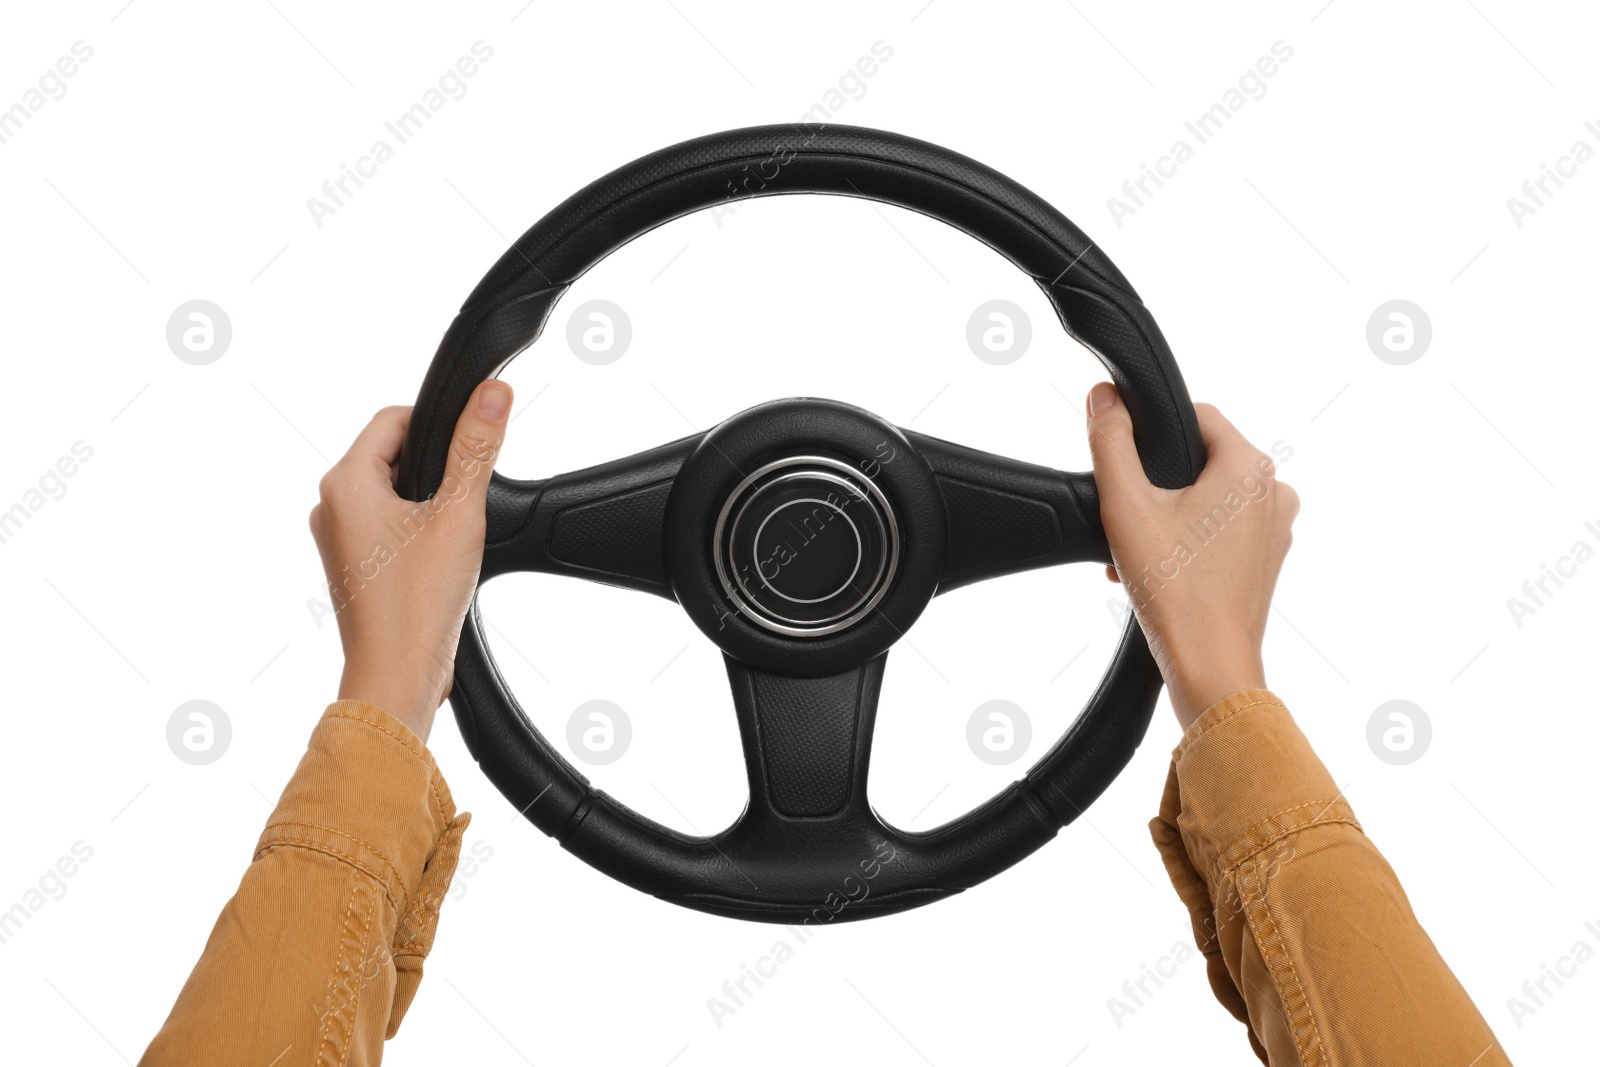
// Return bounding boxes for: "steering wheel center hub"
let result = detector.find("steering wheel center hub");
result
[716,457,899,637]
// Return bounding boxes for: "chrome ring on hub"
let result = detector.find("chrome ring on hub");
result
[712,455,901,637]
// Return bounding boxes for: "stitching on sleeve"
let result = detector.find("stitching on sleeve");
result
[314,879,372,1067]
[1177,697,1282,756]
[1220,802,1362,873]
[393,878,449,955]
[261,818,394,868]
[428,772,450,829]
[258,820,408,910]
[393,816,467,955]
[340,882,381,1066]
[1238,852,1333,1066]
[256,833,406,918]
[1244,799,1354,833]
[324,706,431,767]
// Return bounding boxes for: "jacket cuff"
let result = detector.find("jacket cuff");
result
[1167,689,1360,884]
[254,700,465,921]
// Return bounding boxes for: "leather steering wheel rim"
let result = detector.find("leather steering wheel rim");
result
[397,124,1206,923]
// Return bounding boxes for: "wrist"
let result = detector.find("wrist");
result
[1167,656,1265,732]
[338,667,441,743]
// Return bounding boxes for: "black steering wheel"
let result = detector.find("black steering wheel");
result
[397,125,1205,923]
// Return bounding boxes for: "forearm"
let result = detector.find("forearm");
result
[1150,690,1508,1065]
[140,701,469,1064]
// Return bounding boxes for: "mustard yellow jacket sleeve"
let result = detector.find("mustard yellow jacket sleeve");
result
[140,700,470,1066]
[1150,689,1509,1065]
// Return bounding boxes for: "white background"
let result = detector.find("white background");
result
[1,1,1596,1063]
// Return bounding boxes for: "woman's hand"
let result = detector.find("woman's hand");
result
[309,380,513,742]
[1085,382,1298,730]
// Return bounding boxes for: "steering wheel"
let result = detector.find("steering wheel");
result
[397,125,1205,924]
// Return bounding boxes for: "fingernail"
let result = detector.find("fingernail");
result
[478,381,511,421]
[1088,382,1117,417]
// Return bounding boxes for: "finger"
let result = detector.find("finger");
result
[440,380,512,509]
[1192,402,1255,461]
[335,406,412,485]
[1105,565,1119,584]
[1085,382,1152,499]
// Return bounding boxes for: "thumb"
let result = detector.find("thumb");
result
[443,379,512,506]
[1085,381,1150,499]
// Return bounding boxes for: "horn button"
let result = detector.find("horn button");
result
[714,457,899,637]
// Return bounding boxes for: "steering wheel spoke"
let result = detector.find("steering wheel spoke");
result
[724,652,885,829]
[480,433,701,597]
[905,430,1109,593]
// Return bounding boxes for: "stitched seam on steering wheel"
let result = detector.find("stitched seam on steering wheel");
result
[557,795,595,843]
[487,481,544,548]
[1057,475,1099,556]
[1048,280,1198,485]
[410,285,565,500]
[1014,778,1060,829]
